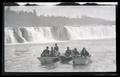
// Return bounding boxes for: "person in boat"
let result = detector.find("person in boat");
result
[65,47,71,57]
[80,47,90,57]
[54,43,60,56]
[41,46,50,57]
[72,48,80,57]
[49,47,56,57]
[54,43,59,51]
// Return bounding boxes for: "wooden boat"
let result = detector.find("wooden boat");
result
[59,55,72,64]
[72,56,92,65]
[37,57,59,64]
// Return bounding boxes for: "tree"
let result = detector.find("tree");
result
[3,2,19,6]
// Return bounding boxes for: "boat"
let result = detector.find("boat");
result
[59,55,72,64]
[72,56,92,65]
[37,57,59,64]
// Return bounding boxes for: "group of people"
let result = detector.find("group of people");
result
[65,47,90,57]
[41,43,60,57]
[41,43,90,57]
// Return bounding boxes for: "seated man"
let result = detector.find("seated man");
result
[80,47,90,57]
[49,47,56,57]
[54,43,60,56]
[54,43,59,51]
[72,48,80,57]
[65,47,71,57]
[41,46,50,57]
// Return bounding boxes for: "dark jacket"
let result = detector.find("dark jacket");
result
[41,49,49,57]
[80,48,89,56]
[50,50,56,57]
[54,46,59,51]
[65,49,71,57]
[72,49,79,56]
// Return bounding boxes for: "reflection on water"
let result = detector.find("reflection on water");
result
[72,63,91,70]
[40,63,58,70]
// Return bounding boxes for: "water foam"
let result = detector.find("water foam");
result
[4,25,116,45]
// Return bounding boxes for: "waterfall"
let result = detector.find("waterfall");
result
[65,25,115,40]
[4,25,116,45]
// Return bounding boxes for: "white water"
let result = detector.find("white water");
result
[24,27,54,43]
[5,28,17,43]
[65,25,115,40]
[5,25,116,45]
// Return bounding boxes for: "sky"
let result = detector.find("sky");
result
[6,5,116,21]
